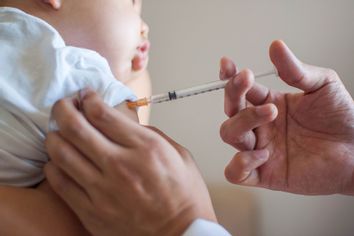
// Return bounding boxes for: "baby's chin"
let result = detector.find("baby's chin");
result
[132,54,149,72]
[114,59,148,82]
[129,66,148,80]
[130,56,149,78]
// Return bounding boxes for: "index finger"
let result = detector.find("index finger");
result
[51,97,121,169]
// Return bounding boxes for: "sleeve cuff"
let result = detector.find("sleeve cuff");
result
[182,219,232,236]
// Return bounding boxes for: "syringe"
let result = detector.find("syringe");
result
[127,68,278,109]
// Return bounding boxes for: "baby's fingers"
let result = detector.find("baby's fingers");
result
[225,149,269,186]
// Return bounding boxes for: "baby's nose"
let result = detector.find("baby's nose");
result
[141,21,149,39]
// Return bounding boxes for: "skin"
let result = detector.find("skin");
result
[2,1,353,233]
[0,182,90,236]
[45,89,217,236]
[219,40,354,195]
[0,0,149,235]
[44,40,354,236]
[1,0,151,122]
[27,0,150,82]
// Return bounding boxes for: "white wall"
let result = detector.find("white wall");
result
[142,1,354,235]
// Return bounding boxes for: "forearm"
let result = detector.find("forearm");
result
[0,182,90,236]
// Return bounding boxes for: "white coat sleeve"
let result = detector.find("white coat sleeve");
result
[182,219,232,236]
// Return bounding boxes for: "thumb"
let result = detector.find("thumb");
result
[270,40,333,93]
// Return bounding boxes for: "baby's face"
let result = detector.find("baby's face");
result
[59,0,150,82]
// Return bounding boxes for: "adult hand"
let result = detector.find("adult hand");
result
[44,89,216,236]
[219,40,354,195]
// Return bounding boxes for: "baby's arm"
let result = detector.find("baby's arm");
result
[125,70,152,125]
[114,101,139,122]
[0,101,138,236]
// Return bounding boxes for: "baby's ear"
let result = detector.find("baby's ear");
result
[42,0,62,10]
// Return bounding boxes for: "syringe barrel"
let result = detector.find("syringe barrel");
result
[150,93,171,104]
[151,80,228,104]
[175,80,228,99]
[149,69,277,104]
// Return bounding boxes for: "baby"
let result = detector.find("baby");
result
[0,0,150,187]
[0,0,149,187]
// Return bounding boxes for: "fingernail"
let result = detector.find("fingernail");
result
[256,105,274,117]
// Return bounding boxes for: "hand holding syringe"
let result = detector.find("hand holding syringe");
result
[127,68,278,109]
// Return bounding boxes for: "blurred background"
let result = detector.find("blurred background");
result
[142,1,354,235]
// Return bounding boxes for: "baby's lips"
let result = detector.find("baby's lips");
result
[132,40,150,71]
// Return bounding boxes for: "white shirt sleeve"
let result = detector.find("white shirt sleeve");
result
[182,219,232,236]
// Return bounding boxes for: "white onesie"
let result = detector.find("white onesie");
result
[0,7,136,187]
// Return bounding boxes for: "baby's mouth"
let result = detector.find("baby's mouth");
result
[132,40,150,72]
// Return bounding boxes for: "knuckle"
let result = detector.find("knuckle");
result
[232,134,247,146]
[326,68,339,82]
[242,69,255,85]
[220,122,230,143]
[51,99,69,120]
[143,136,164,160]
[53,99,68,112]
[101,149,120,170]
[143,133,160,148]
[60,113,85,137]
[84,98,110,122]
[220,120,246,146]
